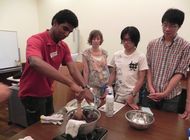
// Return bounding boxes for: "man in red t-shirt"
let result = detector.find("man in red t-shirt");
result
[19,9,92,126]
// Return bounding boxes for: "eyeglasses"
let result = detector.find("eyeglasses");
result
[162,22,179,29]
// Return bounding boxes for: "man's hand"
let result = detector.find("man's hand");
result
[73,87,94,103]
[82,88,94,103]
[126,95,139,110]
[148,86,156,94]
[147,92,166,102]
[70,83,83,93]
[70,83,84,101]
[180,101,190,120]
[75,92,84,102]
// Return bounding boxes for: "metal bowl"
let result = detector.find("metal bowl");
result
[125,110,154,130]
[66,107,101,135]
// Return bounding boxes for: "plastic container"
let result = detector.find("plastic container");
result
[105,89,114,117]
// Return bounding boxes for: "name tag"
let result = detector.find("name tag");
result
[50,51,57,58]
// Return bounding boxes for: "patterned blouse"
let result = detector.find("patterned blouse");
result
[82,48,110,91]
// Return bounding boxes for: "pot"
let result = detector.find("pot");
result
[66,107,101,135]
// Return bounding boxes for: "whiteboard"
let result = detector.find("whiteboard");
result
[0,30,20,71]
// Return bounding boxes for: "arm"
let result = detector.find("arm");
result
[181,72,190,119]
[146,41,155,94]
[186,72,190,111]
[147,69,156,93]
[133,70,146,94]
[82,55,89,84]
[66,61,86,88]
[148,73,183,100]
[127,70,146,110]
[187,72,190,107]
[107,67,116,87]
[28,56,83,93]
[162,73,183,96]
[66,61,94,102]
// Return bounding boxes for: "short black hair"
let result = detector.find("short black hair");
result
[51,9,78,28]
[88,30,104,45]
[120,26,140,47]
[162,8,184,27]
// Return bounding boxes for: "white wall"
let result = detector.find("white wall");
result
[0,0,39,62]
[37,0,190,61]
[0,0,190,62]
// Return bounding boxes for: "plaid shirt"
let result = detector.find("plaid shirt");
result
[147,35,190,99]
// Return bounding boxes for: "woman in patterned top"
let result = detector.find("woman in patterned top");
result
[82,30,110,98]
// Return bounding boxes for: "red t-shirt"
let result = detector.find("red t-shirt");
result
[19,30,73,98]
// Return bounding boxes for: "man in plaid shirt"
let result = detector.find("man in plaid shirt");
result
[142,8,190,116]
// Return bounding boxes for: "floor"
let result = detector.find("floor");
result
[0,101,24,140]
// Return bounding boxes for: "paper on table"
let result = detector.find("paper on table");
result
[141,107,153,115]
[99,102,125,115]
[7,76,20,82]
[18,136,34,140]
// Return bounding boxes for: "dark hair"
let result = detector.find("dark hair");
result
[88,30,104,45]
[51,9,78,28]
[161,8,184,27]
[120,26,140,47]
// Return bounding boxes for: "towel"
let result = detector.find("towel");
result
[18,136,34,140]
[65,119,86,138]
[40,113,63,125]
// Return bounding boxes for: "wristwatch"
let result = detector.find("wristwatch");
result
[82,84,91,89]
[130,91,137,97]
